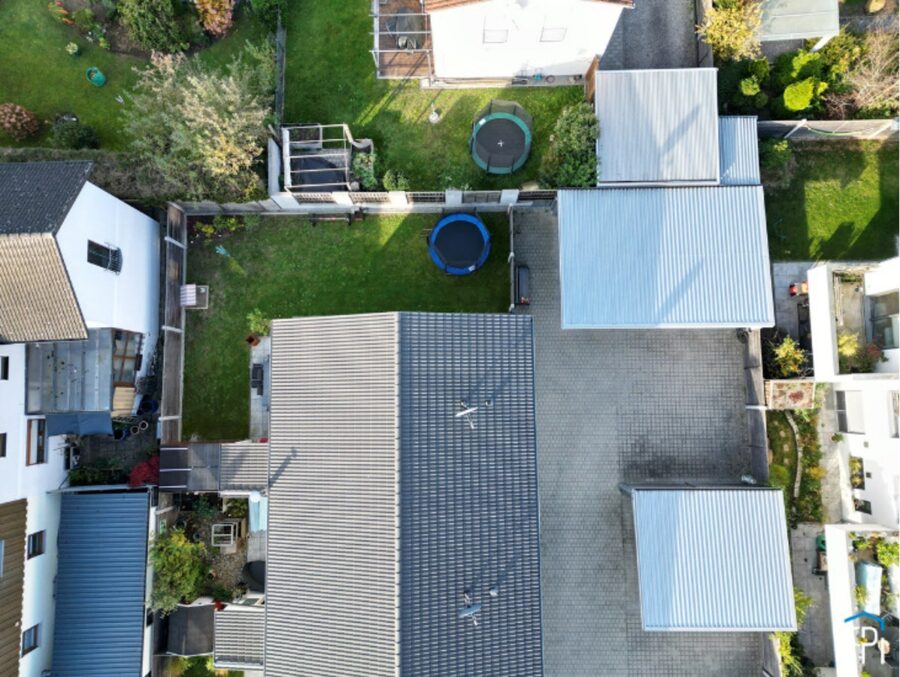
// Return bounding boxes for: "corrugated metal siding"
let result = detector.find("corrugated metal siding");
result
[761,0,839,40]
[0,500,27,671]
[52,491,149,676]
[398,313,543,677]
[214,605,265,668]
[631,488,796,631]
[595,69,720,184]
[558,188,775,328]
[719,117,761,186]
[219,442,267,491]
[265,314,400,677]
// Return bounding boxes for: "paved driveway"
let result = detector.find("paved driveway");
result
[601,0,699,70]
[513,209,763,676]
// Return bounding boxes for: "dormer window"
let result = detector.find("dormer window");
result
[87,240,122,273]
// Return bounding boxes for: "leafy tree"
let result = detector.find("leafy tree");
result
[119,0,188,53]
[696,1,762,61]
[149,529,207,613]
[124,43,274,201]
[539,102,599,188]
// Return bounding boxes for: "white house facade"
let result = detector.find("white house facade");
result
[808,257,899,529]
[0,161,160,676]
[428,0,626,79]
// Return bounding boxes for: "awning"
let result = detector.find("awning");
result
[45,412,113,437]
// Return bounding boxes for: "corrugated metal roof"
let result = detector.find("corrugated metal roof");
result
[398,313,542,677]
[719,117,761,186]
[760,0,839,41]
[265,313,400,677]
[214,605,265,668]
[52,491,149,676]
[558,188,775,328]
[595,69,720,184]
[219,441,267,491]
[265,312,544,677]
[630,488,796,631]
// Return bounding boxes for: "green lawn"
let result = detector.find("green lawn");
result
[183,214,510,438]
[282,1,583,190]
[0,0,266,149]
[765,140,899,261]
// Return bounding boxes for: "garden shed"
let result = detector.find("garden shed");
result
[759,0,840,48]
[622,486,796,631]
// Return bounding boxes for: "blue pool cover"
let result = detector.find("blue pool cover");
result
[428,213,491,276]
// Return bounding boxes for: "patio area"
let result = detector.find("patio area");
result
[511,208,763,675]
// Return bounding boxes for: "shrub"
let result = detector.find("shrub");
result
[351,152,377,190]
[816,30,863,85]
[748,57,770,82]
[149,529,207,613]
[539,102,599,188]
[382,169,410,191]
[251,0,284,30]
[48,1,70,24]
[773,335,806,377]
[754,91,769,108]
[129,455,160,487]
[838,31,900,116]
[247,308,270,336]
[65,41,79,55]
[876,541,900,567]
[191,496,218,520]
[51,120,99,149]
[781,77,827,113]
[195,0,235,37]
[696,1,762,61]
[0,103,40,140]
[125,46,273,200]
[760,139,792,171]
[774,50,824,89]
[768,464,791,489]
[119,0,188,53]
[854,584,869,608]
[739,76,760,97]
[72,7,95,31]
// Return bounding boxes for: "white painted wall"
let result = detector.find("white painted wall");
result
[18,492,61,677]
[56,182,160,338]
[808,262,839,380]
[864,257,899,374]
[429,0,623,79]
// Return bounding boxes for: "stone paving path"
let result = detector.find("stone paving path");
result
[513,209,762,676]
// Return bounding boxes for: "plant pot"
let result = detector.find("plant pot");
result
[246,334,261,347]
[138,420,150,432]
[113,428,129,441]
[130,425,141,435]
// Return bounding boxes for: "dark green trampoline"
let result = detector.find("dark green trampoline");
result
[469,100,533,174]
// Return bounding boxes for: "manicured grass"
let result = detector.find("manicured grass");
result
[765,141,899,261]
[0,0,266,149]
[183,214,510,438]
[282,1,583,190]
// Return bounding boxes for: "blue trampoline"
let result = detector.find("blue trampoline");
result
[428,213,491,276]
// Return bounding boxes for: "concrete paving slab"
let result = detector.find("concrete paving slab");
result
[513,208,763,676]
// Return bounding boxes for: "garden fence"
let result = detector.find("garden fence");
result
[758,118,899,141]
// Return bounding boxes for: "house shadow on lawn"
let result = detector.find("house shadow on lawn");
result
[765,139,899,261]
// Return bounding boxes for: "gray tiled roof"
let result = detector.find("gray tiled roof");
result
[167,604,214,656]
[214,605,265,669]
[0,233,86,342]
[265,312,543,677]
[0,161,91,235]
[219,441,267,491]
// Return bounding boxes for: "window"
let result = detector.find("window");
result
[87,241,122,273]
[540,26,567,42]
[836,390,865,434]
[146,609,154,627]
[26,419,46,465]
[854,498,872,515]
[891,391,900,438]
[483,15,508,43]
[112,331,143,385]
[27,531,45,559]
[0,540,5,577]
[870,291,899,350]
[0,355,8,380]
[0,432,6,458]
[21,625,39,656]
